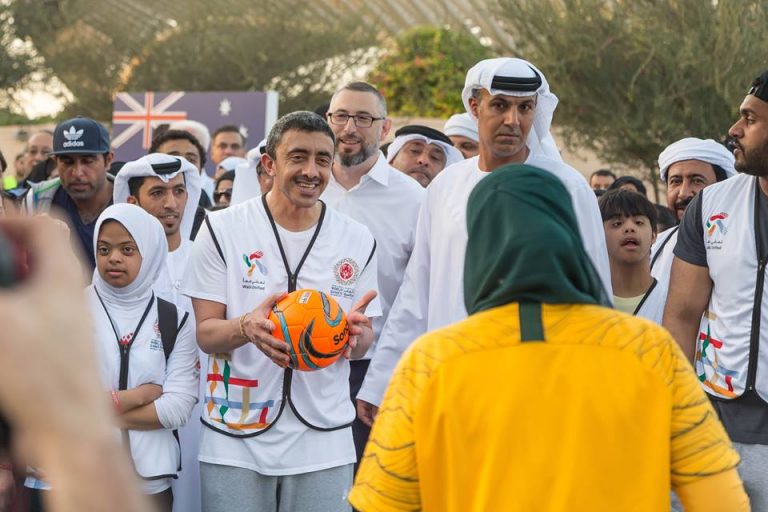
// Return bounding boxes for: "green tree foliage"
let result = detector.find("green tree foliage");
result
[0,7,39,117]
[369,26,491,117]
[496,0,768,197]
[6,0,376,119]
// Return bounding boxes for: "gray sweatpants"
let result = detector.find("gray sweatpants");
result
[200,462,353,512]
[671,441,768,511]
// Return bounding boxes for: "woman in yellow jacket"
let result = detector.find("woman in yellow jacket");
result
[349,164,749,512]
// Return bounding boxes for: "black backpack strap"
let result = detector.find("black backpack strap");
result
[157,298,187,361]
[156,297,190,473]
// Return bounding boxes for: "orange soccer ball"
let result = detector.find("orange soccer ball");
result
[268,289,350,371]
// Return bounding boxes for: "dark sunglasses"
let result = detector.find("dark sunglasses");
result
[213,189,232,201]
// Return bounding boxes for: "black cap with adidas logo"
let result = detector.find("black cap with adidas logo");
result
[51,117,111,155]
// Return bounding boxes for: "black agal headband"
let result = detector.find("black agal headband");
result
[748,70,768,103]
[490,66,542,93]
[151,158,182,175]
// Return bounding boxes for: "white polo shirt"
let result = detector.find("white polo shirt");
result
[322,152,425,359]
[182,197,381,475]
[358,154,612,407]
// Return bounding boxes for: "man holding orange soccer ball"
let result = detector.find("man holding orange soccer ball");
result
[182,111,380,512]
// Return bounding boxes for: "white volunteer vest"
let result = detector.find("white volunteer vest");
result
[697,174,768,401]
[89,289,183,480]
[202,198,376,437]
[634,278,667,325]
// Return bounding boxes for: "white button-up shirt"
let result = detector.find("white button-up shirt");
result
[322,152,426,359]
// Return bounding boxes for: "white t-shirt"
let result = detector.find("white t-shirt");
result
[358,154,612,407]
[182,197,381,475]
[322,153,425,359]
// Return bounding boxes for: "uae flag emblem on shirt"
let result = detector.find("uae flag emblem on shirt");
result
[111,91,279,171]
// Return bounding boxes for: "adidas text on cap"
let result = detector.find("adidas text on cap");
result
[51,117,111,155]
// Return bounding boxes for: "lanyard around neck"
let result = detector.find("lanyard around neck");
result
[94,289,155,391]
[261,194,326,293]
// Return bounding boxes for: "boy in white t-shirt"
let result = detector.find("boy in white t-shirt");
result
[599,189,667,323]
[182,111,380,512]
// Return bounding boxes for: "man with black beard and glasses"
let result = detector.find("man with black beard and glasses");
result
[664,70,768,510]
[321,82,425,469]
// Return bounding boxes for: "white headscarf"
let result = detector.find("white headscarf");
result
[217,156,248,173]
[443,113,478,142]
[231,139,266,205]
[92,203,168,309]
[462,57,562,161]
[658,138,737,182]
[386,134,464,168]
[113,153,202,242]
[168,120,211,151]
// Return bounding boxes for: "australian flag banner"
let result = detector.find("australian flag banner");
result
[111,91,279,172]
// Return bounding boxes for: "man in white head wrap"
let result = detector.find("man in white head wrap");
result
[443,112,479,159]
[230,139,271,205]
[215,156,248,180]
[115,153,202,302]
[386,124,464,187]
[650,138,736,303]
[114,152,204,512]
[356,57,611,424]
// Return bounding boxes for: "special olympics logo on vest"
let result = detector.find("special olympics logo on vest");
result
[705,212,728,250]
[330,258,359,300]
[334,258,359,285]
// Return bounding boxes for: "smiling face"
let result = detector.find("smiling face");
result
[469,89,536,168]
[327,89,391,169]
[262,129,335,210]
[126,174,188,240]
[603,214,656,266]
[96,220,143,288]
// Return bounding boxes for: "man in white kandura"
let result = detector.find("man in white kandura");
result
[356,57,612,425]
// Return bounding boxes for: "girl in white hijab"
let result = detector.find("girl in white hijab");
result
[89,203,198,511]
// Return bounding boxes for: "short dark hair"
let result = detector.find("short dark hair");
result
[0,149,6,174]
[655,204,678,232]
[265,111,335,160]
[216,170,236,189]
[150,129,207,168]
[590,168,616,181]
[212,125,246,144]
[127,176,145,198]
[598,189,658,233]
[608,175,647,197]
[712,164,729,182]
[332,82,387,116]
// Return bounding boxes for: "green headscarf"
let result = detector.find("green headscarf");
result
[464,164,610,316]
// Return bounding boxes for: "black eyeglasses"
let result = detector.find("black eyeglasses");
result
[213,189,232,201]
[327,112,385,128]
